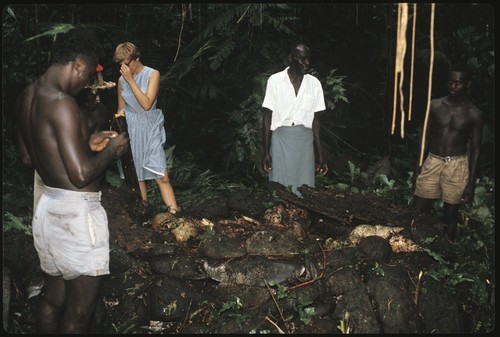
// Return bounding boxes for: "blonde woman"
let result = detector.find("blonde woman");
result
[113,42,178,214]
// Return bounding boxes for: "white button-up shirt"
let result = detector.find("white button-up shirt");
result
[262,67,326,131]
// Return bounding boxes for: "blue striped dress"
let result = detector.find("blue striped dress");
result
[120,66,167,181]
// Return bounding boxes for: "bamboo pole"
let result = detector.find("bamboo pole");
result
[398,3,408,138]
[391,3,408,138]
[408,3,417,121]
[419,3,435,167]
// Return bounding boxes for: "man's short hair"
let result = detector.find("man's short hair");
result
[289,43,310,56]
[286,43,310,66]
[450,63,472,81]
[51,27,104,66]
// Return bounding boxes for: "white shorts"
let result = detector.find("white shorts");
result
[32,186,110,280]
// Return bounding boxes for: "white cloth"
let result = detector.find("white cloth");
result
[269,125,314,197]
[262,67,326,131]
[33,170,44,212]
[33,186,109,280]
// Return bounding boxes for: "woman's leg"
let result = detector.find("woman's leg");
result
[138,181,148,201]
[156,169,178,213]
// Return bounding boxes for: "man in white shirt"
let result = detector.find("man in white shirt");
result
[262,43,328,197]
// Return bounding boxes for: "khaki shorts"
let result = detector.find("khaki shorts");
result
[414,153,469,204]
[32,186,110,280]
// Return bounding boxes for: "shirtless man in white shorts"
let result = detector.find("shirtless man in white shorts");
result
[16,27,129,333]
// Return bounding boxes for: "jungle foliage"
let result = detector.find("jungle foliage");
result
[1,3,495,333]
[2,3,494,177]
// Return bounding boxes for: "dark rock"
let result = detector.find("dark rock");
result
[324,266,364,295]
[226,189,269,217]
[199,234,247,259]
[366,275,421,333]
[90,294,149,334]
[213,283,270,309]
[203,256,305,287]
[358,235,393,263]
[326,247,360,269]
[149,254,207,279]
[297,317,340,333]
[185,195,231,219]
[144,242,178,257]
[148,277,199,322]
[244,230,303,256]
[418,277,462,333]
[331,286,380,333]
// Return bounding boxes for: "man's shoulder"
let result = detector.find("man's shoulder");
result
[304,74,323,90]
[268,68,287,78]
[17,81,38,101]
[40,89,75,106]
[305,73,321,83]
[467,101,483,121]
[31,87,79,121]
[265,70,287,87]
[464,97,481,111]
[430,96,447,107]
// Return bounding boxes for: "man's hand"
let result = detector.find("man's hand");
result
[461,185,475,205]
[89,130,118,152]
[315,162,328,175]
[262,154,272,173]
[107,132,130,159]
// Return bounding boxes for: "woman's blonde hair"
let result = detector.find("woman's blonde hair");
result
[113,42,141,63]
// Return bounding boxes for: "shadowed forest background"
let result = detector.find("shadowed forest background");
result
[2,3,495,182]
[2,3,495,334]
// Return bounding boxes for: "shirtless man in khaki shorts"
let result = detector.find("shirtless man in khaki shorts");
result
[414,64,483,242]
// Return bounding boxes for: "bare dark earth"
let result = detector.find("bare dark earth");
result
[3,182,493,334]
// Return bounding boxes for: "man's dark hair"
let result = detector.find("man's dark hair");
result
[51,27,104,67]
[286,43,310,65]
[289,43,310,56]
[450,63,472,81]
